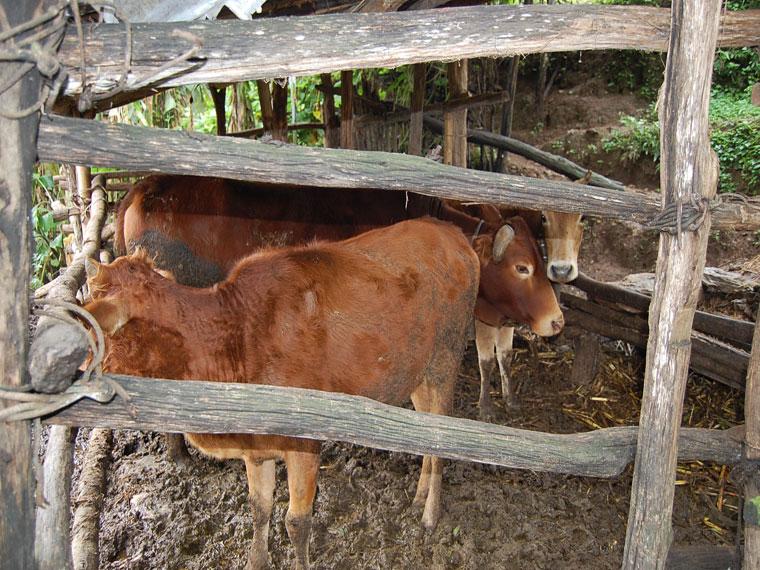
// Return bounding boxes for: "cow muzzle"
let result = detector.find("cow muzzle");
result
[533,311,565,337]
[548,262,577,283]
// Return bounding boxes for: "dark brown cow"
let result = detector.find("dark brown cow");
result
[116,175,564,338]
[86,219,479,570]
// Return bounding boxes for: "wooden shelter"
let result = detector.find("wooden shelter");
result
[2,1,760,569]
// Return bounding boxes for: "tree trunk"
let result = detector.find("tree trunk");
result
[208,84,227,136]
[622,1,722,568]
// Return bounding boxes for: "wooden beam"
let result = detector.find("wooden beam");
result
[563,294,749,391]
[321,74,340,148]
[36,114,659,222]
[43,375,742,478]
[623,2,723,568]
[573,273,755,351]
[57,6,760,99]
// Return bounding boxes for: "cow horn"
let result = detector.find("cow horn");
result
[492,224,515,263]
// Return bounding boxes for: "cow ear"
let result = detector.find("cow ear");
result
[492,224,515,263]
[85,257,100,280]
[85,299,130,335]
[471,235,491,263]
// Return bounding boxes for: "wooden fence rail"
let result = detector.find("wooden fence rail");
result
[44,375,743,479]
[57,6,760,99]
[37,114,658,222]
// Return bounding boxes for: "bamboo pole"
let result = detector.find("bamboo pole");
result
[622,2,722,568]
[743,317,760,569]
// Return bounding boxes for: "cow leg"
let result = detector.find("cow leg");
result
[410,368,455,530]
[495,326,516,408]
[244,457,276,570]
[475,320,498,420]
[284,449,320,570]
[165,433,192,465]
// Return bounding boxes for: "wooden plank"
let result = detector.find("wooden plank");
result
[57,6,760,98]
[744,317,760,570]
[622,2,723,569]
[36,114,658,222]
[665,546,737,570]
[573,273,755,351]
[44,375,742,478]
[563,295,749,391]
[0,0,54,566]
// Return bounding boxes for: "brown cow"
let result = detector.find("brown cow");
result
[468,204,583,416]
[85,218,480,570]
[116,175,564,338]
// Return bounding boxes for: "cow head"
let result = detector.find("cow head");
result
[84,251,170,335]
[542,211,584,283]
[472,216,564,337]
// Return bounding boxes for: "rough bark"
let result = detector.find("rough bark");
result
[622,2,722,569]
[71,429,113,570]
[408,63,426,156]
[340,70,354,149]
[36,115,659,223]
[57,6,760,98]
[44,375,743,479]
[744,317,760,570]
[0,1,51,567]
[321,74,340,148]
[444,60,468,168]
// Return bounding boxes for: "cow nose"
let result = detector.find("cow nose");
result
[549,263,573,283]
[551,314,565,334]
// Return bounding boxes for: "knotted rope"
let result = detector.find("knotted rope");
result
[0,298,129,422]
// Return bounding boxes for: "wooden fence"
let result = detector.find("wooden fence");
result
[2,2,759,570]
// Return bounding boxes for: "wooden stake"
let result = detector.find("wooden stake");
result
[340,70,354,149]
[743,317,760,569]
[408,63,426,156]
[444,60,468,168]
[622,1,722,568]
[321,74,340,148]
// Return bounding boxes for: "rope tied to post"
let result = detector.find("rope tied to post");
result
[0,298,130,423]
[644,191,749,235]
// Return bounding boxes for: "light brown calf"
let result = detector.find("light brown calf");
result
[85,219,479,570]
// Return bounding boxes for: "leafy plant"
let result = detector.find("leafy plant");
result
[602,89,760,194]
[31,172,66,290]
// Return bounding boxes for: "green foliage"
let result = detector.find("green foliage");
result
[602,105,660,162]
[31,172,66,290]
[713,48,760,92]
[602,90,760,194]
[602,51,664,100]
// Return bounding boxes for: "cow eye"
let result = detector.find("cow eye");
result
[516,264,530,275]
[541,214,547,225]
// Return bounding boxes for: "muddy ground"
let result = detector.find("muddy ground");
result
[73,76,758,569]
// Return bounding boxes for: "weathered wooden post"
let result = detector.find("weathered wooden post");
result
[0,1,58,567]
[744,317,760,568]
[444,60,468,168]
[622,1,722,568]
[340,70,354,149]
[321,74,340,149]
[408,63,426,156]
